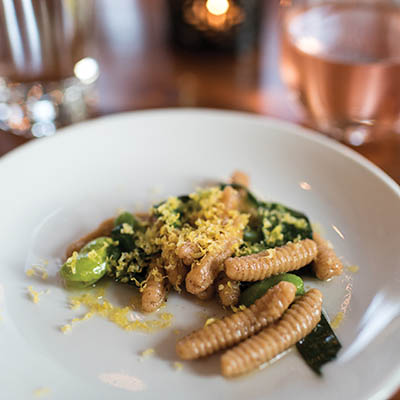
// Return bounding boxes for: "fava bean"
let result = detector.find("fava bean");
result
[239,273,304,306]
[60,237,112,289]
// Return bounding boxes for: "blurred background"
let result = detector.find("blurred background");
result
[0,1,399,397]
[0,0,400,182]
[0,0,399,183]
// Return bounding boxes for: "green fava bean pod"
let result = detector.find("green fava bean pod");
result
[60,237,113,289]
[239,273,305,307]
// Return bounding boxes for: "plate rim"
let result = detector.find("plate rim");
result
[1,108,399,399]
[0,108,399,199]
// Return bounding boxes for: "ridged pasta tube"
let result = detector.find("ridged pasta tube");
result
[65,218,115,258]
[141,259,168,313]
[176,281,296,360]
[221,186,240,212]
[186,238,237,295]
[230,170,250,188]
[176,242,199,266]
[312,233,343,280]
[165,256,188,292]
[221,288,323,377]
[195,283,215,301]
[216,272,240,307]
[225,239,317,281]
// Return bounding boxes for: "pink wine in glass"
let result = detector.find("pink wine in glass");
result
[281,3,400,144]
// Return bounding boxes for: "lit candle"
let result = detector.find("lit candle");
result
[184,0,243,32]
[206,0,230,16]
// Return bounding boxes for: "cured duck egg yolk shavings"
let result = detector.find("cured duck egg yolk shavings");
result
[61,292,173,334]
[135,188,249,269]
[27,286,47,304]
[26,265,49,280]
[140,348,155,359]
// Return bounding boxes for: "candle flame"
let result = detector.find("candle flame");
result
[206,0,230,16]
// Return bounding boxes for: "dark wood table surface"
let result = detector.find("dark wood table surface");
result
[0,1,398,397]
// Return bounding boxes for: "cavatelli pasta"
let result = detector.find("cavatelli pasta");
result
[195,283,216,301]
[225,239,318,281]
[221,288,323,377]
[176,281,296,360]
[230,170,250,188]
[65,217,115,258]
[216,272,240,307]
[221,186,240,212]
[185,238,237,295]
[176,242,199,266]
[312,232,343,280]
[141,258,168,313]
[165,256,188,292]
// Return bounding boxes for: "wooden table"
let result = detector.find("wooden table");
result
[0,1,399,397]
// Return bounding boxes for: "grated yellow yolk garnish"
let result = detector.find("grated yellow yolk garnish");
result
[62,291,173,334]
[33,387,51,397]
[204,318,216,327]
[26,265,48,280]
[140,348,155,358]
[27,286,43,304]
[173,362,183,371]
[347,265,359,273]
[134,187,249,283]
[230,304,246,313]
[331,312,344,329]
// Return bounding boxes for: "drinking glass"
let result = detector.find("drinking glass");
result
[0,0,99,137]
[280,0,400,145]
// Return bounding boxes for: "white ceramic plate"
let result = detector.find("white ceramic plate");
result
[1,109,399,400]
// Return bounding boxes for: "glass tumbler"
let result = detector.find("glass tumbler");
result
[280,0,400,145]
[0,0,99,137]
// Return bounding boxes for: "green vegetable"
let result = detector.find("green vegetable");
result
[111,212,141,252]
[111,224,135,252]
[258,202,313,248]
[107,247,153,286]
[296,313,342,375]
[114,211,138,228]
[243,228,262,243]
[60,237,112,289]
[238,201,313,256]
[239,273,305,306]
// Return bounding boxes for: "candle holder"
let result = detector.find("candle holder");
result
[168,0,263,52]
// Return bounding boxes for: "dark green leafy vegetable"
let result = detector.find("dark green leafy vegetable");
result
[239,273,305,306]
[111,212,143,253]
[296,313,342,375]
[114,211,136,228]
[106,247,153,286]
[258,202,313,248]
[111,224,135,252]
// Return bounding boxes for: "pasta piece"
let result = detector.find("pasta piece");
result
[221,186,240,212]
[195,283,215,301]
[230,170,250,188]
[176,242,200,266]
[165,256,188,292]
[176,281,296,360]
[221,288,323,377]
[65,218,115,258]
[185,238,237,295]
[225,239,317,281]
[141,259,168,313]
[312,232,343,280]
[216,272,240,307]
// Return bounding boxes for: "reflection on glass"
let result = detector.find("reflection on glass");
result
[0,0,98,137]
